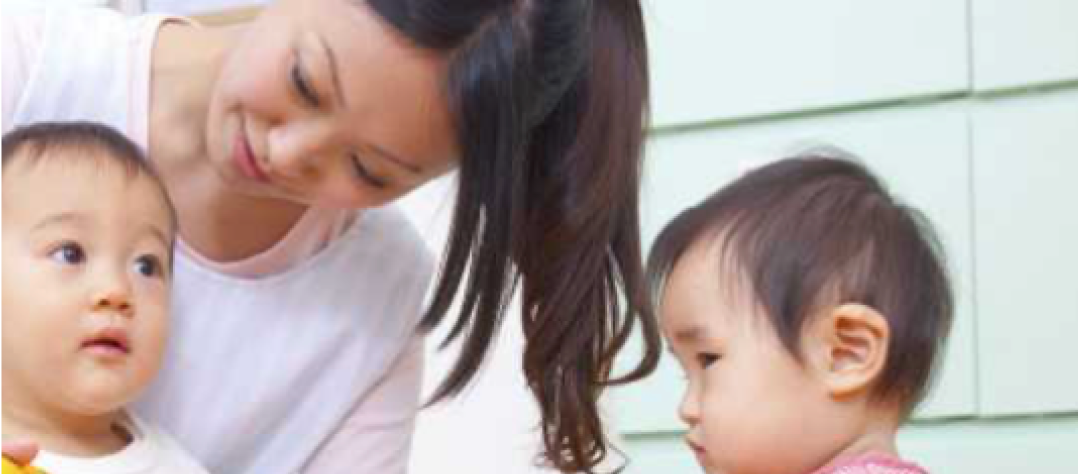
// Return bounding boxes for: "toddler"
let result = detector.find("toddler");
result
[648,154,952,474]
[2,122,209,474]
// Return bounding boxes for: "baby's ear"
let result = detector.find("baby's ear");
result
[803,303,890,400]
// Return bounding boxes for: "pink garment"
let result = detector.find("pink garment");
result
[178,205,356,277]
[811,453,929,474]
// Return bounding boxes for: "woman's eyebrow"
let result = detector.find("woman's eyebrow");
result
[368,144,424,175]
[318,33,348,109]
[315,34,425,176]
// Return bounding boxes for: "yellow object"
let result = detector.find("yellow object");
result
[2,458,46,474]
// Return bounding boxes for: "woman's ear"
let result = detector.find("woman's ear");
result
[803,303,890,400]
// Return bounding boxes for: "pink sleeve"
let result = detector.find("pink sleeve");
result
[2,6,46,132]
[812,454,929,474]
[299,334,424,474]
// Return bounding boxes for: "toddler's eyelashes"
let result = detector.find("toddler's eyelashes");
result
[697,353,721,368]
[50,241,86,265]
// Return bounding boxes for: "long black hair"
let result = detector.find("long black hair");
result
[366,0,661,471]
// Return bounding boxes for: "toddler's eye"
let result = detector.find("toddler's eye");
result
[133,255,163,278]
[696,353,721,369]
[50,242,85,265]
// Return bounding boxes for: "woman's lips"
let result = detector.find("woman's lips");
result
[233,128,270,183]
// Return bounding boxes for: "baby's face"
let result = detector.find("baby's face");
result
[2,156,174,416]
[660,241,849,474]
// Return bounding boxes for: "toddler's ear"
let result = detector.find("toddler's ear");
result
[804,303,890,400]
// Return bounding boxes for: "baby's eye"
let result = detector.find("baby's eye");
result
[696,353,721,369]
[49,241,86,265]
[133,255,163,278]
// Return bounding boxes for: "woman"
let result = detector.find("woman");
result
[2,1,660,472]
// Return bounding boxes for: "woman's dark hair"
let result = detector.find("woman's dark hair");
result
[647,154,954,417]
[2,121,178,229]
[366,0,661,471]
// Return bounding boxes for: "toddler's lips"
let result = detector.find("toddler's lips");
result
[686,437,706,456]
[81,327,131,357]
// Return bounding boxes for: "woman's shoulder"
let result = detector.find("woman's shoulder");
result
[2,4,169,134]
[4,3,141,38]
[353,205,434,260]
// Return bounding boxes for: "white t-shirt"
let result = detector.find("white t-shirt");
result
[34,414,210,474]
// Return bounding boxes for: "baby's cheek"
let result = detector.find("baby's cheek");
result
[144,321,169,370]
[698,394,783,474]
[3,340,57,398]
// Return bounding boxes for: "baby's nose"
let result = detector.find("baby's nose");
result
[93,285,133,316]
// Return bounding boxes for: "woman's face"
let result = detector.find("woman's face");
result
[206,0,459,209]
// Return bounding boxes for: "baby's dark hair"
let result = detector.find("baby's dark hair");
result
[647,153,953,416]
[3,121,179,234]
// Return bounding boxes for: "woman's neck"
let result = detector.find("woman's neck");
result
[149,21,233,173]
[148,22,307,262]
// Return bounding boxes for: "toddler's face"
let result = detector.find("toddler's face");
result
[660,241,848,474]
[2,156,173,416]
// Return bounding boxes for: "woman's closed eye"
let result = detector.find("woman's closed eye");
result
[290,56,322,108]
[350,153,389,189]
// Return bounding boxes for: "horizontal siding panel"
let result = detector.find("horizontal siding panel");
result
[971,0,1078,91]
[646,0,968,127]
[972,88,1078,415]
